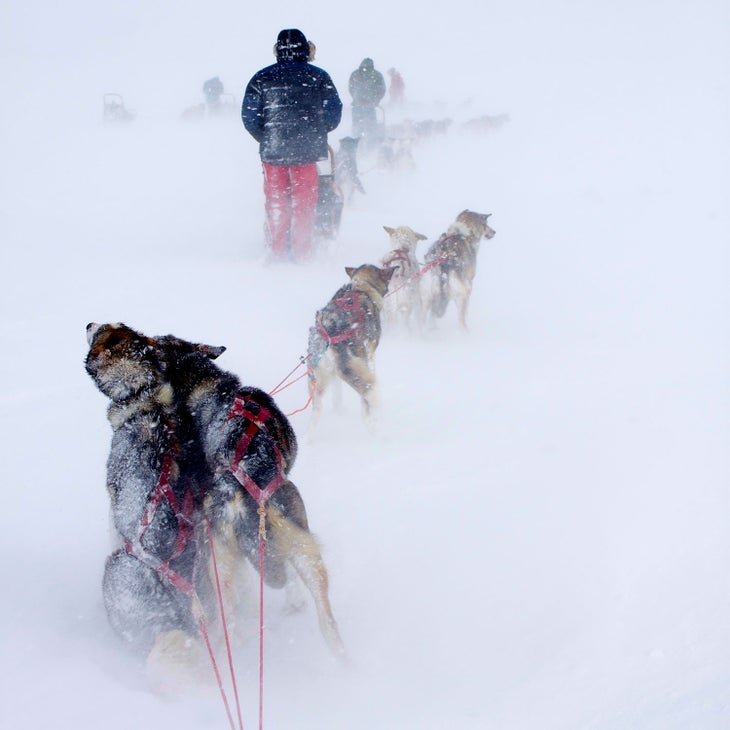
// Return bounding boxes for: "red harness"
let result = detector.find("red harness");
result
[316,290,365,345]
[427,234,461,265]
[419,254,449,275]
[227,395,286,505]
[124,451,197,596]
[382,247,411,271]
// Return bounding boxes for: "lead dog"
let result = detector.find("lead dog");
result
[85,322,218,687]
[380,225,428,331]
[421,210,496,329]
[307,264,394,429]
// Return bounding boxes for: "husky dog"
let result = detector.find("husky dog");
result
[86,322,344,678]
[335,136,365,202]
[307,264,395,428]
[314,171,344,242]
[460,113,510,134]
[155,334,345,657]
[85,322,218,687]
[421,210,496,329]
[380,225,428,330]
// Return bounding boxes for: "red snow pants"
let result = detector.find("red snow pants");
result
[262,162,319,261]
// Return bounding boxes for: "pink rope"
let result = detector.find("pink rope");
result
[206,517,245,730]
[269,357,306,395]
[199,619,239,730]
[258,529,266,730]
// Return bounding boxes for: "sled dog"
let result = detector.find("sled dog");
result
[380,225,428,330]
[307,264,395,428]
[335,136,365,202]
[421,210,496,329]
[155,333,345,657]
[460,113,510,134]
[85,322,218,688]
[86,322,345,678]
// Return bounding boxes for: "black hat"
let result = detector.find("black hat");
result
[276,29,309,61]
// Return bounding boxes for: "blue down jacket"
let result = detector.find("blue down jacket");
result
[242,61,343,166]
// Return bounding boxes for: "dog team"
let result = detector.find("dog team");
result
[308,209,496,426]
[85,207,495,691]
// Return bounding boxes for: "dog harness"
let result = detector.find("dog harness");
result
[379,241,454,299]
[316,290,366,345]
[381,248,411,272]
[425,234,464,269]
[124,451,198,597]
[227,395,286,506]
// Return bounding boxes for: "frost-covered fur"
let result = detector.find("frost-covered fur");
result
[85,322,215,681]
[380,225,427,331]
[307,264,395,429]
[86,322,345,673]
[421,210,496,329]
[155,334,345,657]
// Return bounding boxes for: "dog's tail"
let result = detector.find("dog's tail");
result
[307,325,327,369]
[429,270,450,318]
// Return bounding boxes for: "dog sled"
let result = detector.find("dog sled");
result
[103,93,135,123]
[218,92,237,114]
[314,145,344,241]
[374,104,386,143]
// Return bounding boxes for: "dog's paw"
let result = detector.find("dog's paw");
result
[145,629,212,698]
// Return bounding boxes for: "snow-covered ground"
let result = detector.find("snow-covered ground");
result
[2,1,729,728]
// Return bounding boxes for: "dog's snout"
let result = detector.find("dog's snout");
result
[86,322,100,345]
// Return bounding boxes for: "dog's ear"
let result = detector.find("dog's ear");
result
[199,344,226,359]
[382,266,396,283]
[345,266,356,279]
[154,334,225,360]
[383,226,395,236]
[415,231,428,241]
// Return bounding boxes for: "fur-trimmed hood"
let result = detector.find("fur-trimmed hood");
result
[275,28,309,62]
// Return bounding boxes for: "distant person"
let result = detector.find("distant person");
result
[387,68,405,107]
[242,29,342,261]
[203,76,225,114]
[348,58,386,143]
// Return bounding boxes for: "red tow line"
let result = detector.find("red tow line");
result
[226,394,289,730]
[383,252,450,299]
[124,453,244,730]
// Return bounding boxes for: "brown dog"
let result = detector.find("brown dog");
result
[421,210,496,329]
[307,264,395,429]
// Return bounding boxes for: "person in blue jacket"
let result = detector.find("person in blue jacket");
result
[242,29,343,261]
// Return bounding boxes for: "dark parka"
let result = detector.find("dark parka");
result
[348,58,386,109]
[242,36,342,166]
